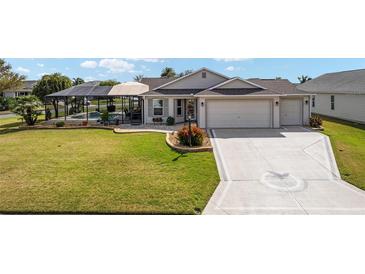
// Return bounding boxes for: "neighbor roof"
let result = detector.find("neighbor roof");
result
[296,69,365,94]
[108,82,149,96]
[4,80,37,92]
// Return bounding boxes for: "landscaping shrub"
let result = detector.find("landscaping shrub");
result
[166,116,175,125]
[55,121,65,127]
[177,125,204,146]
[310,114,323,128]
[101,110,109,122]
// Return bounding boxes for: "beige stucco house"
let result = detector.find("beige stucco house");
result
[141,68,312,128]
[297,69,365,124]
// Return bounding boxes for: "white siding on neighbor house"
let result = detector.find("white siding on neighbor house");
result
[312,93,365,123]
[206,99,273,128]
[160,70,227,90]
[3,91,16,98]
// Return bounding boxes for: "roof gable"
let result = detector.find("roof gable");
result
[208,77,266,90]
[153,68,229,90]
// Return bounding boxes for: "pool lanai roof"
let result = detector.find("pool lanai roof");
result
[45,81,148,98]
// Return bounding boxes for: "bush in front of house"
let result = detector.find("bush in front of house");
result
[310,114,323,128]
[100,110,109,122]
[166,116,175,125]
[177,125,204,146]
[152,117,163,123]
[55,121,65,127]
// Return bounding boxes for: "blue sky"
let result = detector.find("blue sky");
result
[5,58,365,83]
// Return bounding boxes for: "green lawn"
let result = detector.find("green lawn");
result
[322,116,365,190]
[0,129,219,214]
[0,115,45,131]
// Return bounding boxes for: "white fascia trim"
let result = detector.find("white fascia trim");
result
[194,94,284,98]
[143,94,195,97]
[152,67,230,90]
[206,77,267,90]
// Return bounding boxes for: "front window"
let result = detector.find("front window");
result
[330,95,335,110]
[153,99,163,116]
[176,99,182,116]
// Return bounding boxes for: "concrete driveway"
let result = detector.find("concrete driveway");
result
[204,127,365,214]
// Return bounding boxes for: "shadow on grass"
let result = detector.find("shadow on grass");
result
[320,114,365,131]
[172,153,188,161]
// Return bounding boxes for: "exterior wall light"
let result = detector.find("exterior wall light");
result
[275,101,279,106]
[305,100,308,104]
[201,101,204,107]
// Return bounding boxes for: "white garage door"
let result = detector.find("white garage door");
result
[206,100,272,128]
[280,99,302,126]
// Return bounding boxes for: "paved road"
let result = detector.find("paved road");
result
[204,127,365,214]
[0,113,16,119]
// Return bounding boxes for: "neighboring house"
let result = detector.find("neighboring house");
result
[2,80,37,98]
[141,68,312,128]
[297,69,365,124]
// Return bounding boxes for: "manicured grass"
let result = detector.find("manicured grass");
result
[322,116,365,190]
[0,129,219,214]
[0,115,45,131]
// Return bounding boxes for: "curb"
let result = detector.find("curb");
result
[165,132,212,153]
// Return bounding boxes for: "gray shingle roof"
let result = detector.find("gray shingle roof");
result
[142,89,203,96]
[195,88,280,96]
[140,77,178,90]
[296,69,365,94]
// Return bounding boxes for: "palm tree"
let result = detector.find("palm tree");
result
[133,74,144,82]
[177,69,193,77]
[298,75,312,84]
[160,67,176,78]
[72,77,85,86]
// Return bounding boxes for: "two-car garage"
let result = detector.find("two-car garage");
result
[204,98,305,128]
[206,99,273,128]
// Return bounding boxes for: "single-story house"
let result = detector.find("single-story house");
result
[44,68,312,128]
[2,80,37,98]
[296,69,365,124]
[140,68,312,128]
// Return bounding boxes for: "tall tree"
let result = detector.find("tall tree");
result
[133,74,144,82]
[298,75,312,84]
[32,73,72,118]
[160,67,176,78]
[0,59,26,96]
[99,80,120,86]
[177,69,193,77]
[72,77,85,86]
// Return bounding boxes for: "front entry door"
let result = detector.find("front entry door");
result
[185,99,196,121]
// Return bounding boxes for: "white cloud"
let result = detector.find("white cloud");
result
[99,58,135,73]
[225,66,235,71]
[214,58,252,62]
[37,72,50,77]
[80,60,98,69]
[65,67,70,70]
[98,73,106,77]
[37,63,44,67]
[16,66,30,74]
